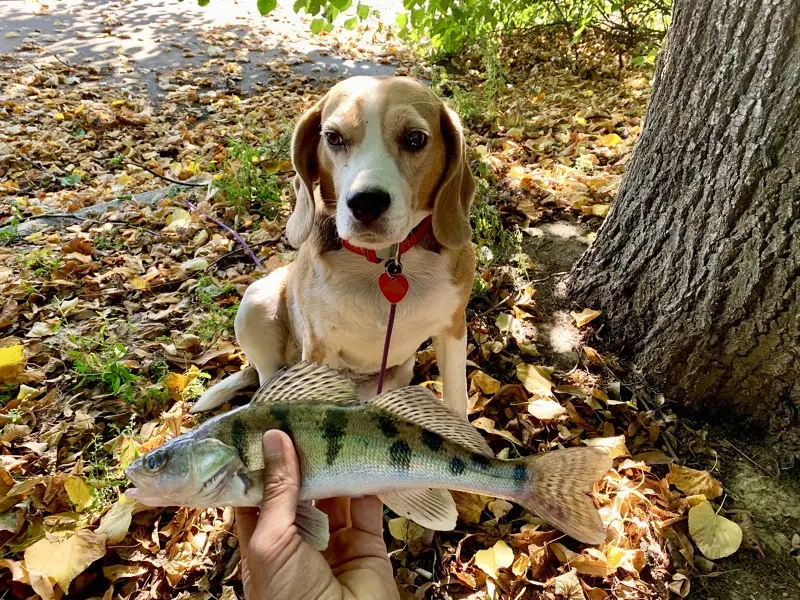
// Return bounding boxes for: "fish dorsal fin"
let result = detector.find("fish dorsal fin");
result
[251,362,358,406]
[369,386,493,457]
[379,489,457,531]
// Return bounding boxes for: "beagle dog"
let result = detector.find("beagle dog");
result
[191,76,476,415]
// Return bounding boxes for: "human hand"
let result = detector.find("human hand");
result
[234,430,400,600]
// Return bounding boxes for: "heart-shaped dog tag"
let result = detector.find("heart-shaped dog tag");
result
[378,272,409,304]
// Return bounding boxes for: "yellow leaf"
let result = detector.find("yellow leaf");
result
[591,204,611,217]
[0,344,24,368]
[582,435,630,459]
[64,476,93,512]
[666,465,723,499]
[516,363,553,397]
[474,540,514,579]
[599,133,623,146]
[110,99,125,107]
[165,372,189,400]
[24,529,107,593]
[508,164,528,179]
[688,501,742,560]
[571,308,602,327]
[128,277,149,290]
[164,208,191,230]
[103,564,147,582]
[0,344,25,381]
[511,552,530,577]
[96,493,136,543]
[54,112,65,121]
[527,398,567,420]
[471,370,501,395]
[471,416,523,446]
[387,517,425,543]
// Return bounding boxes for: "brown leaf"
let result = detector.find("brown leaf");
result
[666,464,723,499]
[451,491,491,524]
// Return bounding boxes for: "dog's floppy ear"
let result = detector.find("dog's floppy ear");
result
[287,95,327,248]
[432,104,475,249]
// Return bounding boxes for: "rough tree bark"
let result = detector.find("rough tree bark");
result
[567,0,800,437]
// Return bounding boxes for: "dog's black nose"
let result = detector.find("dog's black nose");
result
[346,189,391,225]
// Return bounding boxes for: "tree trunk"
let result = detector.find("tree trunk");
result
[567,0,800,436]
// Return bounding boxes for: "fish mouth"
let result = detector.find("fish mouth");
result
[123,460,238,507]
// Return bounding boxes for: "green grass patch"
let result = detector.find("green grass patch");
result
[215,133,291,218]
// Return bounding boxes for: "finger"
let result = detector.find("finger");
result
[349,495,384,535]
[251,430,301,548]
[234,507,259,560]
[315,497,351,531]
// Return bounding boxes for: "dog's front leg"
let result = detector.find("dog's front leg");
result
[433,315,469,415]
[301,326,340,368]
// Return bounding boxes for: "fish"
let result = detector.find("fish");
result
[125,362,612,550]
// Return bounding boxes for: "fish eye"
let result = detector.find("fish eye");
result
[145,452,167,472]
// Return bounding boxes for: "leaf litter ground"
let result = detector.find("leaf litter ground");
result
[0,3,790,600]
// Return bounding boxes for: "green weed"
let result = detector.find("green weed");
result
[19,248,61,276]
[192,276,239,342]
[69,343,139,402]
[215,133,290,218]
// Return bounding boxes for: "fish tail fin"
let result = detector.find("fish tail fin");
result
[190,366,260,413]
[513,447,612,545]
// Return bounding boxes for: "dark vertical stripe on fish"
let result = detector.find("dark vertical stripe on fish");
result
[450,456,466,475]
[512,464,527,490]
[231,418,246,461]
[421,430,443,452]
[472,454,490,469]
[389,440,412,470]
[322,408,348,465]
[376,414,399,438]
[271,405,294,438]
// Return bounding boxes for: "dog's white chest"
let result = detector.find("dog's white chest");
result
[307,249,463,372]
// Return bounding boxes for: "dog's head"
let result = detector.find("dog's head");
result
[287,76,475,250]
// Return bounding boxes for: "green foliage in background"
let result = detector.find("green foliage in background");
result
[224,0,672,56]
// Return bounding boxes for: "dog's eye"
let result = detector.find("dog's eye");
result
[324,132,346,148]
[145,452,167,473]
[403,131,428,151]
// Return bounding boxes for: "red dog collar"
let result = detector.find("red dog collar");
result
[340,215,432,263]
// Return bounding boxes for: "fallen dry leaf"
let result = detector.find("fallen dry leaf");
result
[388,517,425,543]
[474,540,514,579]
[688,501,742,560]
[528,398,567,420]
[666,464,723,499]
[64,476,94,512]
[516,363,554,397]
[582,435,630,459]
[24,529,107,593]
[570,308,602,327]
[96,493,137,543]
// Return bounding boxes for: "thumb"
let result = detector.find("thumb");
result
[252,429,301,544]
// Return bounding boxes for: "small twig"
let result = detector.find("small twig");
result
[124,159,210,187]
[54,54,77,69]
[724,439,769,473]
[184,200,264,270]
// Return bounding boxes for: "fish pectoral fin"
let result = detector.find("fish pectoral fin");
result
[379,489,457,531]
[295,501,330,551]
